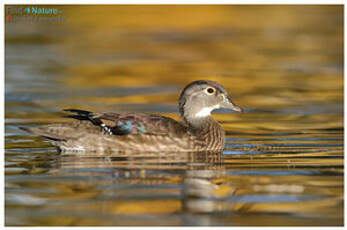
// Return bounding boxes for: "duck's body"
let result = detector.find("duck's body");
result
[22,80,242,153]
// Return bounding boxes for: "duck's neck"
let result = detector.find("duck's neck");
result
[179,104,225,150]
[183,114,214,129]
[180,105,220,130]
[181,110,225,150]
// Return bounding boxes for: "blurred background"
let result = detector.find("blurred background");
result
[5,5,343,226]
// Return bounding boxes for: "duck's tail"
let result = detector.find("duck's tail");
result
[19,125,68,141]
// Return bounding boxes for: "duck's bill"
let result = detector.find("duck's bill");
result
[228,103,243,113]
[222,98,243,113]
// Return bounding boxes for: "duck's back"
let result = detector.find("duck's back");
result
[22,109,211,153]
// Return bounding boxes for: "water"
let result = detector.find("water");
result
[5,6,343,226]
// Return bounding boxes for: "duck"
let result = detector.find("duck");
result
[21,80,243,153]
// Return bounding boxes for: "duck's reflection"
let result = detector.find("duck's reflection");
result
[53,151,229,214]
[55,151,224,171]
[181,153,231,214]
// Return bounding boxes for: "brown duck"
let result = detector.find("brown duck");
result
[21,80,243,153]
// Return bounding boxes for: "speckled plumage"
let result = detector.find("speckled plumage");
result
[21,80,243,153]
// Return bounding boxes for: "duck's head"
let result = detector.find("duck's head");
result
[179,80,243,126]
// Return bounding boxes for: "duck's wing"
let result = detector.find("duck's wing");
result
[63,109,187,136]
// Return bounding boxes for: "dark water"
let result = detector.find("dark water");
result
[5,6,343,226]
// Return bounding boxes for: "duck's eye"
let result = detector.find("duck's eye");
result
[206,87,216,95]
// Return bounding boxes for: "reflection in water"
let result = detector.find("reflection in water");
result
[57,150,224,170]
[53,151,228,225]
[182,165,227,214]
[61,151,245,224]
[6,147,342,226]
